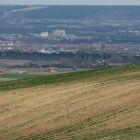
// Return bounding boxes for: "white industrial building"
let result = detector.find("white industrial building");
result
[41,31,48,37]
[53,29,65,37]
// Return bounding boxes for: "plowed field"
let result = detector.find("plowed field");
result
[0,64,140,140]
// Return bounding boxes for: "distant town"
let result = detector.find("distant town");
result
[0,30,140,56]
[0,5,140,69]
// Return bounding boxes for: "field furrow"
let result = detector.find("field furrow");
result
[0,64,140,139]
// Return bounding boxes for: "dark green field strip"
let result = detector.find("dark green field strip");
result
[0,63,140,91]
[69,126,140,140]
[32,60,60,65]
[0,74,40,79]
[6,126,140,140]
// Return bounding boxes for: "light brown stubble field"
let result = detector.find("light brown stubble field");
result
[0,71,140,139]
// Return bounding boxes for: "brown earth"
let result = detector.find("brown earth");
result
[0,71,140,139]
[0,59,32,66]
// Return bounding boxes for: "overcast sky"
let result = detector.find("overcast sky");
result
[0,0,140,5]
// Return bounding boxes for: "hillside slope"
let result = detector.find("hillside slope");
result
[0,64,140,139]
[23,6,140,20]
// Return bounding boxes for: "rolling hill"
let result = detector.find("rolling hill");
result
[0,63,140,139]
[23,6,140,20]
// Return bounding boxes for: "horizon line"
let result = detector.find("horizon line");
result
[1,4,140,6]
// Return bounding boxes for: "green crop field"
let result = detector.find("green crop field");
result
[32,60,60,65]
[0,63,140,140]
[0,73,40,79]
[0,73,41,82]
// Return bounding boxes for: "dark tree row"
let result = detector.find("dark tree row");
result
[0,51,103,60]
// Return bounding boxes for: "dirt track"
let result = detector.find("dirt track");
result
[0,71,140,139]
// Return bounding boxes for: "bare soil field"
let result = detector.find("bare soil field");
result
[0,65,140,139]
[0,59,32,67]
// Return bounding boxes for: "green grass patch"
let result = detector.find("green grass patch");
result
[0,73,40,79]
[32,60,60,65]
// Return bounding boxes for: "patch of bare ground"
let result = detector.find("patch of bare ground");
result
[0,70,140,139]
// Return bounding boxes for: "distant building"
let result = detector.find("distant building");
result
[53,29,65,37]
[47,67,58,72]
[41,31,48,37]
[0,70,3,74]
[41,44,56,50]
[7,47,12,50]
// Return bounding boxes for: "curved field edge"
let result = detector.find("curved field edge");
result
[0,63,140,91]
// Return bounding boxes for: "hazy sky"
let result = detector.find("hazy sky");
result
[0,0,140,5]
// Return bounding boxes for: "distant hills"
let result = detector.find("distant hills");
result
[1,5,140,34]
[1,5,140,29]
[23,5,140,20]
[0,5,27,17]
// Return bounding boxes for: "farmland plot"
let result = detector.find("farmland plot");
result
[0,64,140,139]
[0,59,32,66]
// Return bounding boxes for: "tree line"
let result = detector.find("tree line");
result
[1,51,140,68]
[0,51,102,60]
